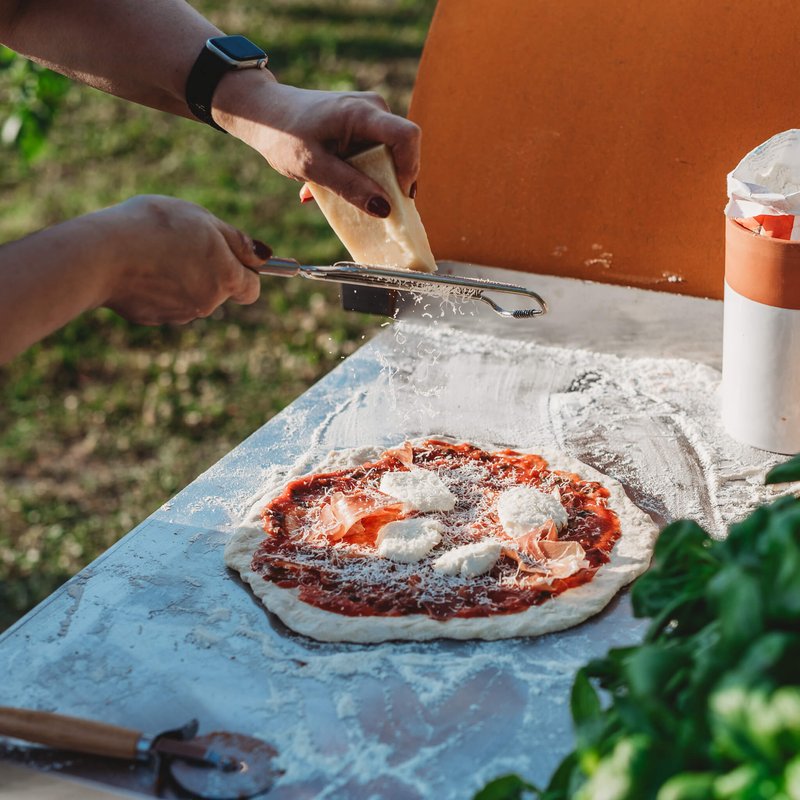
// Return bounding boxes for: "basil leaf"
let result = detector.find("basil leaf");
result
[707,566,763,645]
[475,494,800,800]
[571,669,601,726]
[765,454,800,485]
[540,752,581,799]
[656,772,716,800]
[473,774,538,800]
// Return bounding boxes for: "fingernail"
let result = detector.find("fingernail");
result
[252,239,272,260]
[300,195,314,204]
[409,181,417,200]
[366,196,391,218]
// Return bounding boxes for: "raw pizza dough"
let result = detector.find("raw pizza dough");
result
[224,438,658,643]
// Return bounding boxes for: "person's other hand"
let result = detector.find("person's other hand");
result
[212,75,421,218]
[100,195,269,325]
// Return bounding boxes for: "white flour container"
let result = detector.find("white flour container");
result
[722,218,800,453]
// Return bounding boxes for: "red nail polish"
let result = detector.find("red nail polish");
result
[252,240,272,260]
[367,196,391,218]
[300,195,314,204]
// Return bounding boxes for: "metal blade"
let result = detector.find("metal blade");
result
[168,732,281,800]
[153,736,231,768]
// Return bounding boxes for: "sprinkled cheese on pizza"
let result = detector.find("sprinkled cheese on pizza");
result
[378,468,456,512]
[375,517,443,563]
[244,440,627,622]
[497,485,568,536]
[432,540,503,578]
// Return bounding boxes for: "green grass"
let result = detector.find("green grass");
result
[0,0,437,631]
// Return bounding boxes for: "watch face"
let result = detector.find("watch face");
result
[211,35,266,62]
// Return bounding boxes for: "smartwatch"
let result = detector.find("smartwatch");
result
[185,35,269,132]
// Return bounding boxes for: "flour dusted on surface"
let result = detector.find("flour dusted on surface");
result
[368,321,789,539]
[137,282,795,798]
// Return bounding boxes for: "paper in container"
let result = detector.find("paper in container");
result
[723,130,800,454]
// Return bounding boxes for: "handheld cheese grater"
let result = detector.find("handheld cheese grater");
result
[255,258,548,319]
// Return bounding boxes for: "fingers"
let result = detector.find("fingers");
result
[357,111,421,196]
[359,90,391,113]
[214,219,269,305]
[343,101,421,199]
[305,152,393,218]
[228,260,262,305]
[300,101,421,210]
[216,220,272,267]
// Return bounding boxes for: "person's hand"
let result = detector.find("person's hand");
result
[212,74,421,218]
[99,195,270,325]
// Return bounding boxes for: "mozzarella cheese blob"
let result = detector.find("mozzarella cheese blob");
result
[376,517,443,564]
[497,486,568,536]
[378,468,456,513]
[432,540,502,578]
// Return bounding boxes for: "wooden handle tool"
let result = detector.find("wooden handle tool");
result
[0,707,283,799]
[0,706,143,760]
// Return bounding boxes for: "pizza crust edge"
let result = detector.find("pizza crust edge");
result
[224,440,659,643]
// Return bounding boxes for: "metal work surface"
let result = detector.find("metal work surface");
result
[0,269,785,798]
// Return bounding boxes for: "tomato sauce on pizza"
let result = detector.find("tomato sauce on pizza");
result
[250,440,621,620]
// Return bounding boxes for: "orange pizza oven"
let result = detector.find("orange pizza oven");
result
[408,0,800,300]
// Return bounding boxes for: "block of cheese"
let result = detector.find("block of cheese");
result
[308,144,437,273]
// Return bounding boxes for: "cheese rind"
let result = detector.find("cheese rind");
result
[376,517,443,563]
[432,540,502,578]
[497,486,568,536]
[308,144,437,273]
[378,468,456,512]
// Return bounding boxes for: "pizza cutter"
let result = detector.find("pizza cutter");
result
[255,257,548,319]
[0,706,281,798]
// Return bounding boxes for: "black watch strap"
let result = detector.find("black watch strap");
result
[185,46,231,132]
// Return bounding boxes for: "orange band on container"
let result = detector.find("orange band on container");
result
[725,217,800,310]
[736,215,796,239]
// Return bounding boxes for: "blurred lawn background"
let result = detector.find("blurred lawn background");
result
[0,0,437,631]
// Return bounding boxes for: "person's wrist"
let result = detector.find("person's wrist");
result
[82,205,135,309]
[211,67,279,136]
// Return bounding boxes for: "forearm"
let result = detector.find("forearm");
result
[0,210,117,364]
[0,0,240,119]
[0,0,421,211]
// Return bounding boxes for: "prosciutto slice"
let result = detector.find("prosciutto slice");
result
[318,492,405,546]
[504,519,590,579]
[382,441,415,467]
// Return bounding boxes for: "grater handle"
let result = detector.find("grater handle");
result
[254,259,548,319]
[253,257,302,278]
